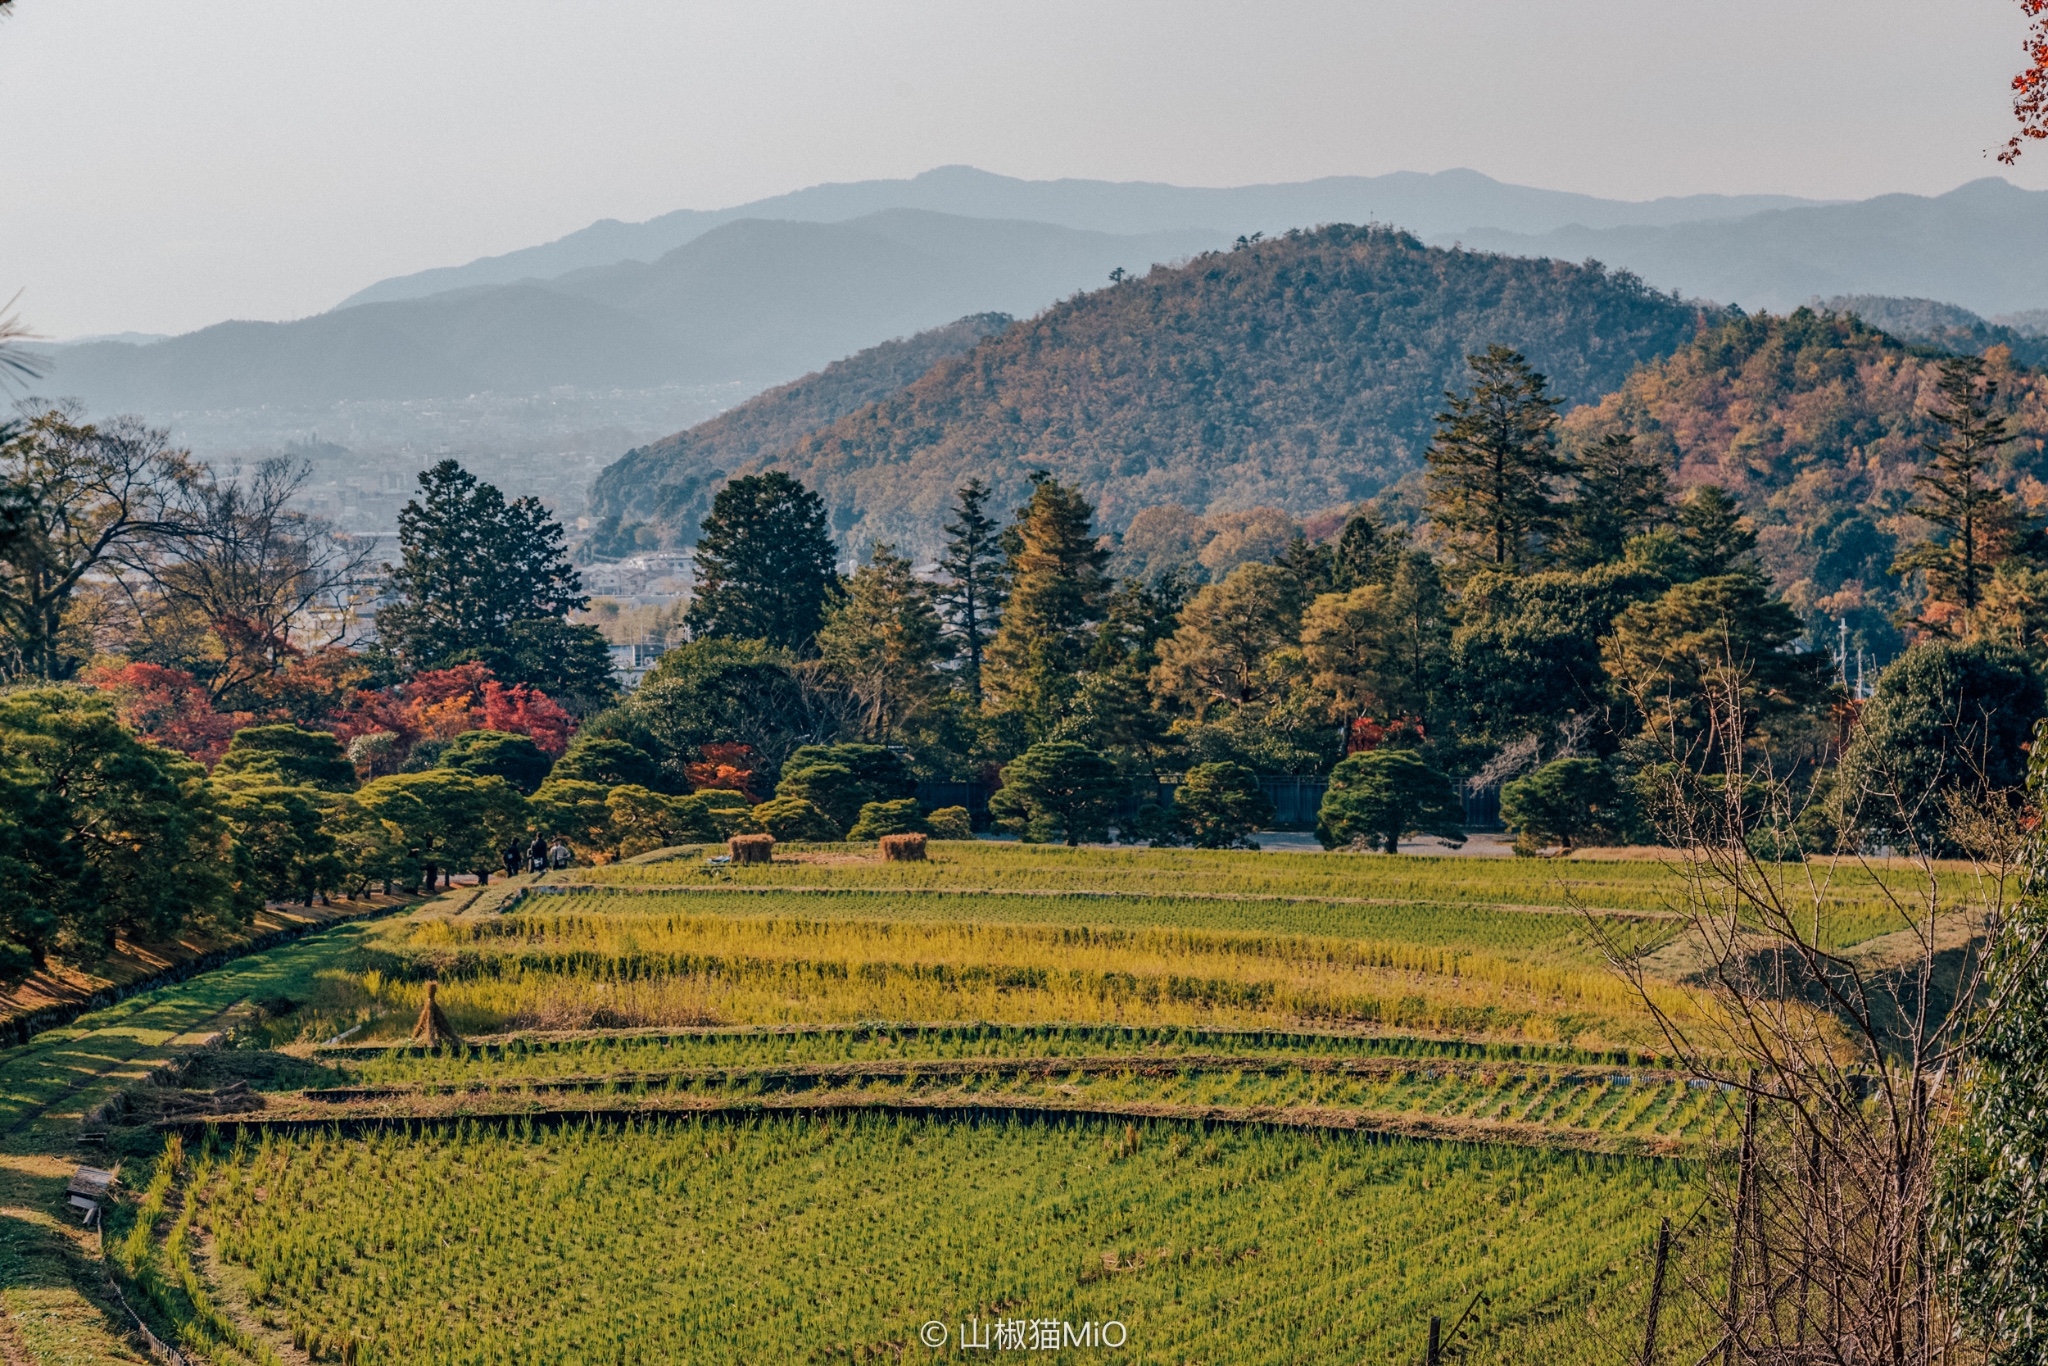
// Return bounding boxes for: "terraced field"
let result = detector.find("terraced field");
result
[130,1115,1710,1366]
[8,840,1881,1362]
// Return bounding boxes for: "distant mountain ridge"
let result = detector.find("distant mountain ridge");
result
[1457,179,2048,317]
[40,211,1218,413]
[337,165,1824,309]
[610,226,1717,555]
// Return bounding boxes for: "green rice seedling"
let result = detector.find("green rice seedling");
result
[187,1113,1711,1366]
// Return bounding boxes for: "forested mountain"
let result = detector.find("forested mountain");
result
[1562,308,2048,655]
[40,213,1211,412]
[649,226,1714,554]
[342,164,1820,308]
[588,312,1012,535]
[1820,294,2048,369]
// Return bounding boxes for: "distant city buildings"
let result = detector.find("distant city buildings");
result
[580,551,693,603]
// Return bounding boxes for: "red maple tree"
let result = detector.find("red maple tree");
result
[2002,0,2048,163]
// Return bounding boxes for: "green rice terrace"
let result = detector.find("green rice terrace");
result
[0,840,1957,1364]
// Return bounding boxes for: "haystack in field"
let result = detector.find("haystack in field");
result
[729,833,775,864]
[411,980,461,1049]
[879,833,927,862]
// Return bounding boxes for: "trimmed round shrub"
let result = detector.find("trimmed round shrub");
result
[1172,762,1273,849]
[751,796,842,843]
[926,806,974,840]
[437,730,553,795]
[1499,757,1623,855]
[771,763,867,831]
[847,799,928,841]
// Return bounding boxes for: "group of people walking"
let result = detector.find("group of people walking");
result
[504,834,571,879]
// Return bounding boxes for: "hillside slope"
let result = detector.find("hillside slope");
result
[1562,308,2048,655]
[1457,179,2048,317]
[685,226,1713,553]
[340,164,1819,308]
[590,312,1013,530]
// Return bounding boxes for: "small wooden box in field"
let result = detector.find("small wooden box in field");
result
[879,833,927,862]
[728,833,775,864]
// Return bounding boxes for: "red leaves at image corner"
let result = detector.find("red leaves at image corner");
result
[2001,0,2048,164]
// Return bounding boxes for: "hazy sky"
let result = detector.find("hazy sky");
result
[3,0,2043,338]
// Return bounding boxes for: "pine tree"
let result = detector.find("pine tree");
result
[380,460,586,668]
[1559,431,1672,567]
[683,471,839,652]
[983,473,1110,730]
[1331,505,1400,591]
[936,479,1006,701]
[1892,356,2029,627]
[1423,345,1567,569]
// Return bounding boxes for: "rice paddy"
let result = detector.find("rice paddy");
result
[132,1113,1708,1366]
[55,840,1823,1362]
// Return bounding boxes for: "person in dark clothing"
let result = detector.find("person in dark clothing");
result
[503,841,523,880]
[527,833,549,874]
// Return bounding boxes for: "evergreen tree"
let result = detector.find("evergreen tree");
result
[1424,345,1567,569]
[1316,749,1464,854]
[817,543,949,742]
[684,471,839,652]
[936,479,1006,700]
[983,473,1111,730]
[1892,355,2030,628]
[1331,505,1400,591]
[1675,485,1758,578]
[1560,431,1673,567]
[1274,533,1334,599]
[379,460,586,669]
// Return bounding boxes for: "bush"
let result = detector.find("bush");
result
[436,730,553,795]
[607,786,720,857]
[1499,757,1622,855]
[1171,762,1273,849]
[528,779,615,860]
[781,743,915,803]
[989,741,1123,846]
[550,737,664,791]
[771,764,864,832]
[1316,749,1463,854]
[214,725,356,791]
[846,799,928,841]
[926,806,974,840]
[1836,640,2043,855]
[751,796,841,843]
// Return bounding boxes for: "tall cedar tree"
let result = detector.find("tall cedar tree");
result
[936,479,1006,700]
[1424,345,1567,569]
[380,460,586,668]
[983,473,1110,726]
[684,471,839,652]
[1559,431,1672,567]
[817,543,949,742]
[1892,356,2028,626]
[1674,485,1757,578]
[1332,506,1400,591]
